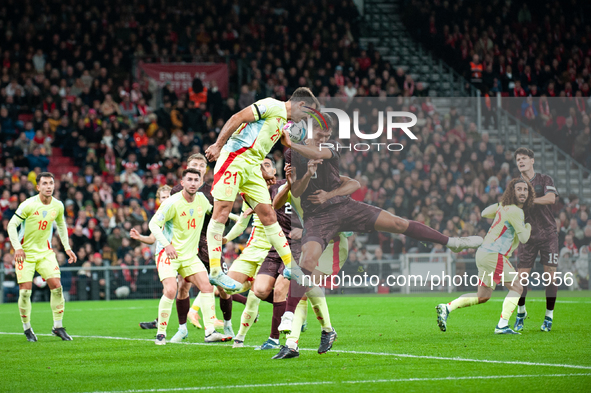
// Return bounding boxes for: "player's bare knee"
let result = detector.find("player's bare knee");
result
[478,296,490,304]
[200,283,214,293]
[47,278,62,290]
[253,286,271,300]
[19,282,33,290]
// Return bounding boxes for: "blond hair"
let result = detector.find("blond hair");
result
[187,153,207,166]
[157,185,172,200]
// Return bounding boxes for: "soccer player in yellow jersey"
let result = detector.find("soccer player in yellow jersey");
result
[7,172,77,342]
[436,178,535,334]
[204,87,320,291]
[149,168,229,345]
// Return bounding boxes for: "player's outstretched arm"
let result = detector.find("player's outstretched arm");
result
[224,209,251,243]
[130,228,156,245]
[273,184,291,211]
[205,106,255,162]
[481,203,499,219]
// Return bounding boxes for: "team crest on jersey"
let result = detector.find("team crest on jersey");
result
[197,206,203,216]
[189,209,194,217]
[42,211,47,218]
[50,210,57,219]
[225,186,233,196]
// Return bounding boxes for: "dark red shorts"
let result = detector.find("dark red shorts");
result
[258,249,285,279]
[302,199,382,251]
[517,233,559,269]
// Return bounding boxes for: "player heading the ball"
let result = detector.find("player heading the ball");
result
[204,87,320,292]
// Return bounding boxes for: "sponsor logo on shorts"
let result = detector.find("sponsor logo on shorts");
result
[54,266,59,271]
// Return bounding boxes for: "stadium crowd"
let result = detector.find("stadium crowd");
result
[405,0,591,168]
[1,0,590,302]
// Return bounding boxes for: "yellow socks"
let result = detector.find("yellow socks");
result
[18,289,32,330]
[236,291,261,339]
[50,287,65,328]
[309,295,332,332]
[207,220,225,275]
[157,295,174,335]
[199,291,216,334]
[263,222,292,268]
[286,299,308,349]
[499,290,520,327]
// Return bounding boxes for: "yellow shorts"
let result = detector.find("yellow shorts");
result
[229,241,269,278]
[475,249,517,290]
[211,152,271,208]
[156,250,206,281]
[16,251,60,284]
[316,233,349,276]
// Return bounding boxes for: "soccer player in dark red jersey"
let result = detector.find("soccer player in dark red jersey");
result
[514,147,559,332]
[277,114,483,334]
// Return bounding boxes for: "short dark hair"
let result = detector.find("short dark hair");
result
[264,154,275,166]
[514,147,534,160]
[289,87,320,108]
[182,168,201,179]
[36,172,55,184]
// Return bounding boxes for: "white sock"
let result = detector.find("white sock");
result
[53,319,63,328]
[498,318,509,328]
[179,323,187,330]
[235,334,245,341]
[268,337,279,344]
[285,338,298,349]
[518,305,526,314]
[205,327,215,336]
[224,320,232,327]
[23,323,31,330]
[545,309,554,319]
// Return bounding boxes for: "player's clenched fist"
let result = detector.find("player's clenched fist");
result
[205,144,222,162]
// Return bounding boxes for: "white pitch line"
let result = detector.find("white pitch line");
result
[82,373,591,393]
[2,332,591,370]
[0,306,148,314]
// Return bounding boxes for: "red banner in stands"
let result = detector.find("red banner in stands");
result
[138,63,229,98]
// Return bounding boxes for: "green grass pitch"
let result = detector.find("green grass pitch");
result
[1,291,590,392]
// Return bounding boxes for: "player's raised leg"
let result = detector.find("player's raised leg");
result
[374,210,483,253]
[436,285,490,332]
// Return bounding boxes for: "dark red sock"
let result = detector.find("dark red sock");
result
[176,296,190,325]
[262,290,275,304]
[219,297,232,321]
[231,294,247,305]
[286,284,305,313]
[270,301,287,339]
[546,283,558,310]
[404,220,449,245]
[518,285,528,307]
